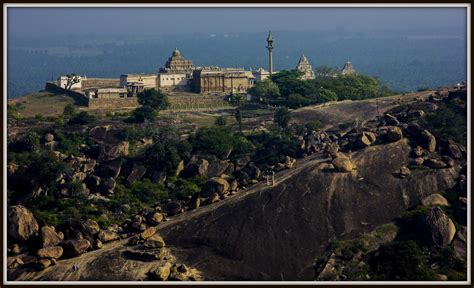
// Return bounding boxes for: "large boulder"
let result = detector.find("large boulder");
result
[39,226,62,248]
[126,163,147,185]
[61,239,91,258]
[446,140,465,159]
[89,125,111,141]
[144,234,166,249]
[37,246,63,259]
[332,157,355,173]
[84,175,101,193]
[425,158,447,169]
[97,230,119,243]
[386,126,403,142]
[147,212,164,225]
[98,159,123,179]
[99,141,130,160]
[100,177,117,194]
[201,177,230,198]
[418,207,456,246]
[452,226,467,260]
[150,262,172,281]
[357,131,377,147]
[140,227,158,240]
[421,194,450,207]
[183,155,230,178]
[7,205,39,242]
[420,130,436,152]
[82,159,97,173]
[80,219,100,237]
[163,201,182,216]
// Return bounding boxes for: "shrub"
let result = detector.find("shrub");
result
[127,106,156,123]
[369,240,436,280]
[190,127,234,159]
[305,120,321,132]
[68,111,96,125]
[9,131,40,152]
[63,103,77,117]
[9,151,68,203]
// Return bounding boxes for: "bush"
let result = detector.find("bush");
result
[68,111,96,125]
[190,127,234,159]
[9,131,40,152]
[369,240,436,280]
[54,131,87,156]
[127,106,156,123]
[305,120,321,132]
[144,138,192,175]
[251,133,299,165]
[9,151,68,204]
[63,103,77,117]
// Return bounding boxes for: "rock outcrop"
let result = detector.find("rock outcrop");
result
[7,205,39,242]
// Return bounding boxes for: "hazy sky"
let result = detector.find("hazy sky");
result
[7,6,467,37]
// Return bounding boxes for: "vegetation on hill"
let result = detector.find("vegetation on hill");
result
[249,69,394,109]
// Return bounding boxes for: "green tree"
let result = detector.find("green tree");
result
[248,79,280,104]
[270,70,309,99]
[315,65,338,77]
[274,107,292,130]
[190,127,234,159]
[137,88,170,111]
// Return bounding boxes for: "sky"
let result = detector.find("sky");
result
[7,6,467,37]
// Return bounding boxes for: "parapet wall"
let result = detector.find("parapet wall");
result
[82,78,120,89]
[88,97,138,110]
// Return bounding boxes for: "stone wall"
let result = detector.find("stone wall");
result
[44,82,88,106]
[88,97,138,110]
[82,78,120,89]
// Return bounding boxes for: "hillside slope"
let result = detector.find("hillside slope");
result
[10,139,458,281]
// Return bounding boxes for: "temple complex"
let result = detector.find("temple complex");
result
[47,32,356,109]
[296,54,315,80]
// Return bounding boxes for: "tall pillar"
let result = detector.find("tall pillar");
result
[266,31,274,74]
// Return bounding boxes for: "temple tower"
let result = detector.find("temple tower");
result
[266,31,274,75]
[296,54,315,80]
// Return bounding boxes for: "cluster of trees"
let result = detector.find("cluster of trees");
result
[248,69,394,109]
[128,88,170,123]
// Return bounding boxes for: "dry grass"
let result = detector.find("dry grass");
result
[8,91,78,117]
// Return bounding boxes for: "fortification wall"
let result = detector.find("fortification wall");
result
[88,97,138,110]
[44,82,88,106]
[82,78,120,89]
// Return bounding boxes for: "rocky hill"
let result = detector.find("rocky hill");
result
[7,87,467,281]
